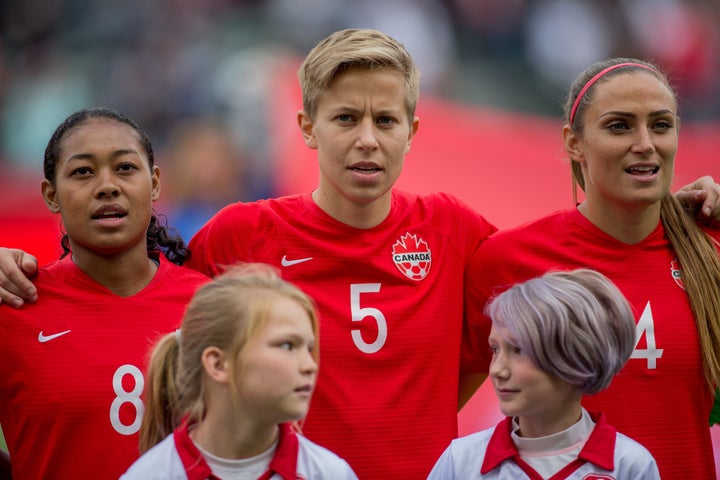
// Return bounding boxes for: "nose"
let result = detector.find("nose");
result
[95,169,120,198]
[489,353,509,380]
[632,126,655,156]
[301,349,318,375]
[355,118,379,150]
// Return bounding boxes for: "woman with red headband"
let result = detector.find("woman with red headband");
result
[463,58,720,479]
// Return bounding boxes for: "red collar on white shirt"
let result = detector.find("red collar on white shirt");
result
[481,411,616,479]
[173,420,300,480]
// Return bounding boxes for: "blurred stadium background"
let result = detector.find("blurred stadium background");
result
[1,0,719,473]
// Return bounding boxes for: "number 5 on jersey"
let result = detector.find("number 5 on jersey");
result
[351,283,387,354]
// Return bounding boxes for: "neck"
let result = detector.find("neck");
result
[70,243,158,297]
[578,196,662,245]
[517,403,583,438]
[192,403,279,459]
[311,189,391,229]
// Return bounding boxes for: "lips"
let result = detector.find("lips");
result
[294,384,314,394]
[350,162,382,173]
[625,165,659,175]
[92,204,127,219]
[494,386,519,400]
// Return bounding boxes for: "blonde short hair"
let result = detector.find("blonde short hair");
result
[298,28,420,121]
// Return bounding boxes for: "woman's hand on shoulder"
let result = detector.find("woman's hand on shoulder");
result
[0,247,39,307]
[675,175,720,225]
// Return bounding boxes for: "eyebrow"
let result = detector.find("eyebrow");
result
[66,149,141,162]
[599,108,675,119]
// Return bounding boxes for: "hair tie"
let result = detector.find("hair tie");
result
[569,62,657,125]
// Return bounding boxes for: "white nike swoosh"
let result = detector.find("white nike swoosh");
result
[281,255,313,267]
[38,330,71,343]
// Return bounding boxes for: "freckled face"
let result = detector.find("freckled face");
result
[568,72,678,211]
[299,66,418,218]
[233,297,318,426]
[42,118,160,259]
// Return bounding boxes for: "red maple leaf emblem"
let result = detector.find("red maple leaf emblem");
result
[391,233,431,281]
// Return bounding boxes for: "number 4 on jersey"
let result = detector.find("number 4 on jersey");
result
[630,301,664,369]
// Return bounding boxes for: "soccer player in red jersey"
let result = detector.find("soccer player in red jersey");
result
[463,59,720,479]
[182,29,497,479]
[122,263,358,479]
[0,108,209,479]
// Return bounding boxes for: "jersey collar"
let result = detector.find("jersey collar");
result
[174,420,300,480]
[481,411,616,475]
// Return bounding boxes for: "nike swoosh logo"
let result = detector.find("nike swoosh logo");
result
[281,255,313,267]
[38,330,71,343]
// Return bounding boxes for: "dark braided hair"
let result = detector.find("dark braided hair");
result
[44,107,191,265]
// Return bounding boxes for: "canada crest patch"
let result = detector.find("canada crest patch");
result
[392,232,432,281]
[670,258,685,290]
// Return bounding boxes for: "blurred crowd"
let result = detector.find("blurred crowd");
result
[2,0,720,239]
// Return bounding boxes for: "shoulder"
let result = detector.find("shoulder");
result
[398,190,480,215]
[211,195,305,222]
[443,428,495,464]
[701,223,720,244]
[161,259,210,284]
[394,190,497,237]
[612,432,661,477]
[189,194,305,245]
[613,432,657,462]
[120,434,185,480]
[492,209,571,241]
[428,428,494,479]
[478,209,573,256]
[448,427,495,453]
[296,435,358,478]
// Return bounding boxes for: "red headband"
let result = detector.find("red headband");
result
[569,62,658,125]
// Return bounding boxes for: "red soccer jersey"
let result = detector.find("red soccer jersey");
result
[464,208,719,480]
[187,190,497,480]
[0,255,208,479]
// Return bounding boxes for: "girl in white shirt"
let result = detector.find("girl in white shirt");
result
[122,263,357,480]
[429,269,660,479]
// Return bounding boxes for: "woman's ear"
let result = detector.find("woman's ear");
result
[562,125,584,163]
[297,110,318,150]
[201,346,231,384]
[151,166,161,202]
[404,116,420,155]
[41,179,61,214]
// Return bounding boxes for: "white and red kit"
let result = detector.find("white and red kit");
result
[120,421,359,479]
[464,208,720,480]
[187,191,497,480]
[0,255,209,479]
[428,411,660,479]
